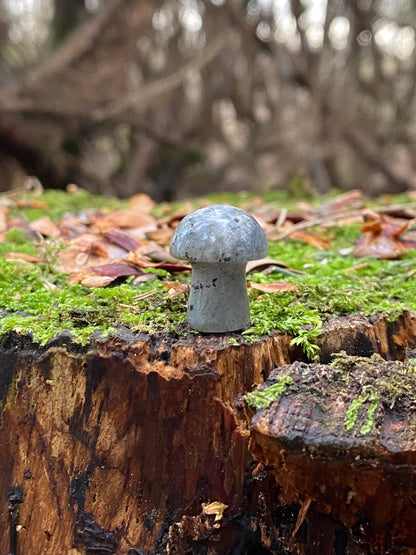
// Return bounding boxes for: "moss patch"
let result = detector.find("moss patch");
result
[246,376,294,410]
[1,189,416,350]
[249,353,416,438]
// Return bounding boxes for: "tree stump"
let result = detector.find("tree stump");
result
[1,311,416,554]
[249,317,416,554]
[0,327,295,554]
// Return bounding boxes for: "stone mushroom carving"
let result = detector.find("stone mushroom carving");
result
[170,204,268,333]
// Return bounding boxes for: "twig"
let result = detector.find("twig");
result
[275,207,288,229]
[276,209,364,240]
[276,202,416,241]
[1,0,123,101]
[90,28,240,122]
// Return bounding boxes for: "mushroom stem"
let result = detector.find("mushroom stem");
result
[187,262,250,333]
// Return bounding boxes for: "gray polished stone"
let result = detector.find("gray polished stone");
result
[170,204,268,333]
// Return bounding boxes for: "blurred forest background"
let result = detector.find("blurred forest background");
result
[0,0,416,201]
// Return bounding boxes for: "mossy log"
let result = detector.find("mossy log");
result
[0,311,416,554]
[249,318,416,554]
[249,362,416,547]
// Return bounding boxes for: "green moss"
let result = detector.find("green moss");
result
[345,387,379,434]
[243,228,416,356]
[2,189,416,350]
[11,189,127,221]
[0,257,186,345]
[330,352,416,434]
[246,376,294,410]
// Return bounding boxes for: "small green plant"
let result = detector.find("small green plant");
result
[345,386,379,434]
[246,376,294,410]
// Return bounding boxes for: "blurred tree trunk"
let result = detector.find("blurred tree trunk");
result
[52,0,87,45]
[1,0,416,197]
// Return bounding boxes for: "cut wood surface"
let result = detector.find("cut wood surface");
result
[250,357,416,549]
[0,327,293,554]
[1,312,416,554]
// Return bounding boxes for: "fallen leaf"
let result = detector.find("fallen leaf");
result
[290,230,332,250]
[153,262,191,273]
[29,216,61,238]
[398,231,416,249]
[145,225,174,245]
[163,281,188,298]
[202,501,228,522]
[354,210,408,259]
[251,214,275,234]
[57,234,111,273]
[354,235,407,259]
[246,257,293,274]
[248,282,298,293]
[131,273,159,285]
[3,252,42,263]
[250,208,281,225]
[79,275,115,288]
[0,205,8,233]
[15,199,49,209]
[127,242,183,266]
[104,228,140,252]
[381,208,416,219]
[67,262,144,286]
[93,209,156,232]
[83,262,144,278]
[129,193,155,213]
[323,190,363,212]
[139,241,182,264]
[58,213,89,239]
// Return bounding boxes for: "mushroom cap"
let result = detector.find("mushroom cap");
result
[170,204,268,263]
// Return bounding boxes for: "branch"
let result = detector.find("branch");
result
[90,28,240,123]
[1,0,123,99]
[276,203,416,241]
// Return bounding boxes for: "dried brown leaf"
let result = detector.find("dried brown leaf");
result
[0,205,8,233]
[354,210,409,259]
[15,199,49,209]
[290,230,332,250]
[354,235,407,259]
[128,242,182,265]
[129,193,155,213]
[79,275,115,288]
[57,234,111,273]
[145,225,174,246]
[3,252,42,263]
[104,228,140,252]
[248,282,298,293]
[163,281,188,298]
[400,231,416,249]
[154,262,191,273]
[29,216,60,238]
[324,190,363,212]
[58,213,89,239]
[246,258,291,274]
[94,209,156,232]
[68,262,143,287]
[202,501,228,522]
[131,273,158,285]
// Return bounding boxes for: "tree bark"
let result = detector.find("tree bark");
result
[0,312,416,553]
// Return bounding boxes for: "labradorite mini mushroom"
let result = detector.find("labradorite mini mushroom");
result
[170,204,268,333]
